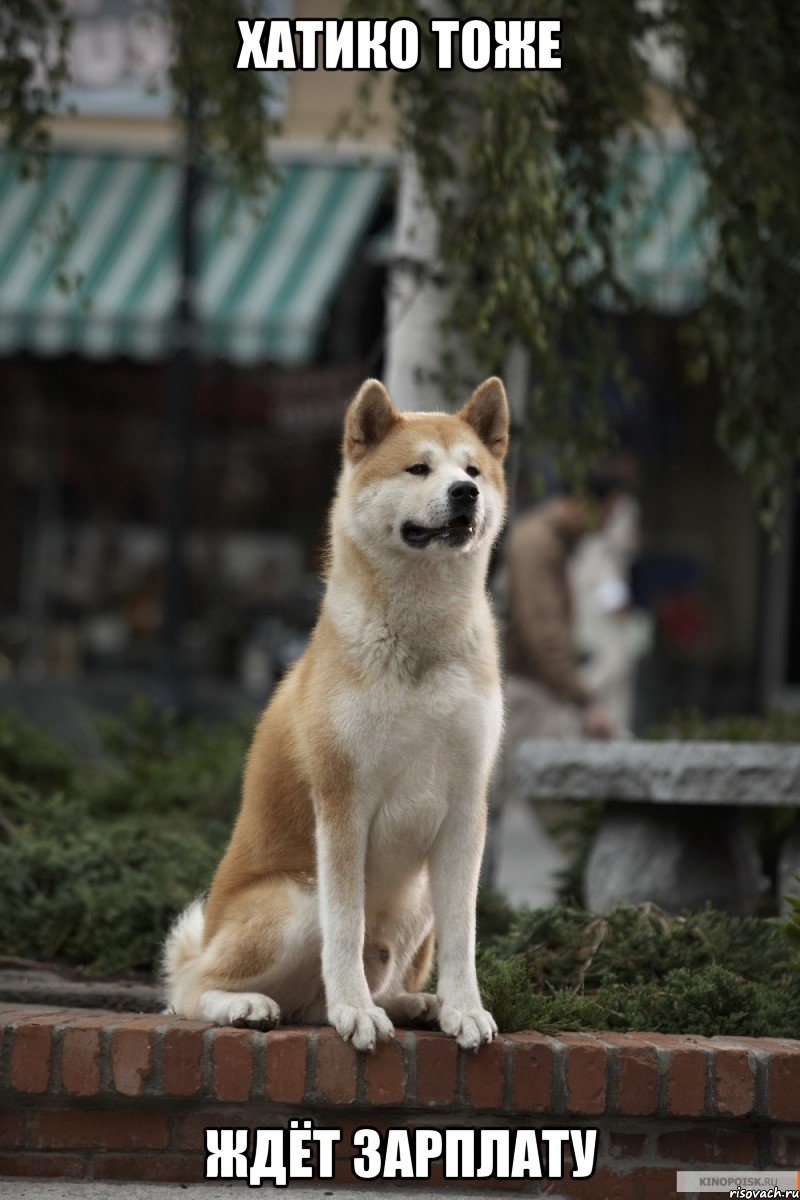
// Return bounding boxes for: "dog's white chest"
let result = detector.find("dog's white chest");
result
[333,662,501,885]
[335,661,496,777]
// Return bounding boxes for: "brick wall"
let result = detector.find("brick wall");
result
[1,1004,799,1196]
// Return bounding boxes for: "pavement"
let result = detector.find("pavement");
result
[1,1183,549,1199]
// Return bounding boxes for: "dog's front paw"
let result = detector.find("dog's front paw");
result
[438,1002,497,1050]
[384,992,440,1025]
[329,1003,394,1051]
[199,989,281,1029]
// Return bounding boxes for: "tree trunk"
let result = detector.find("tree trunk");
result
[383,151,452,411]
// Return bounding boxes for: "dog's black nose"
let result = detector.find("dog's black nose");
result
[448,480,479,508]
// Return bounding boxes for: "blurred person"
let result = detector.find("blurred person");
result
[570,489,653,732]
[503,468,627,744]
[488,469,628,908]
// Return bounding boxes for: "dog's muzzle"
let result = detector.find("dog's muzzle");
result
[401,482,480,548]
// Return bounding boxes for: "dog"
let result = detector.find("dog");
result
[163,376,509,1051]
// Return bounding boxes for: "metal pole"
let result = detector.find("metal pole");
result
[159,83,202,713]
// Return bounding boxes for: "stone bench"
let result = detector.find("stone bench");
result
[516,740,800,914]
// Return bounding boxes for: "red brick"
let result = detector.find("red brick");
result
[603,1034,658,1116]
[464,1035,506,1110]
[162,1022,208,1097]
[712,1047,755,1117]
[176,1111,256,1153]
[325,1156,368,1189]
[0,1152,86,1178]
[562,1033,606,1115]
[0,1106,25,1148]
[641,1166,684,1200]
[363,1034,408,1105]
[105,1011,169,1023]
[263,1029,308,1103]
[771,1129,800,1166]
[658,1128,758,1165]
[333,1117,391,1161]
[111,1024,155,1096]
[508,1033,555,1113]
[553,1166,684,1200]
[447,1173,525,1193]
[9,1016,63,1093]
[426,1156,527,1192]
[211,1027,254,1102]
[60,1027,103,1097]
[0,1006,64,1024]
[6,1003,113,1022]
[667,1045,708,1117]
[556,1165,645,1200]
[712,1035,784,1051]
[738,1036,800,1053]
[608,1131,647,1160]
[94,1153,206,1183]
[333,1138,430,1191]
[414,1031,458,1106]
[31,1109,169,1151]
[314,1028,358,1104]
[769,1048,800,1122]
[60,1012,121,1032]
[41,1007,116,1023]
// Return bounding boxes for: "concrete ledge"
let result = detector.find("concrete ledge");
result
[516,740,800,806]
[0,970,161,1014]
[2,1004,800,1193]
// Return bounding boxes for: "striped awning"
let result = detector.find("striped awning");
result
[611,133,711,312]
[0,151,389,363]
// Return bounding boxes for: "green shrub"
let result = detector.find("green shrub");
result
[89,697,248,820]
[493,903,795,989]
[2,704,800,1038]
[0,701,246,975]
[478,958,799,1040]
[475,903,800,1037]
[648,707,800,743]
[0,707,74,791]
[785,874,800,954]
[0,813,226,974]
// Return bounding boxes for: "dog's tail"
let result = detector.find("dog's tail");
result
[161,898,205,1014]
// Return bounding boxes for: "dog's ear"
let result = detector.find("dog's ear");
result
[344,379,400,462]
[459,377,509,460]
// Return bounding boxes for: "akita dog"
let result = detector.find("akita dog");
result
[163,376,509,1051]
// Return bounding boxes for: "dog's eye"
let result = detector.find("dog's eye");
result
[406,463,430,476]
[466,465,480,478]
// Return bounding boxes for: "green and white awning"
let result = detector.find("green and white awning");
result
[611,133,711,312]
[0,151,389,363]
[0,136,709,362]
